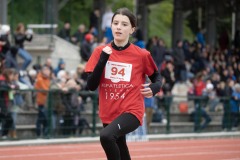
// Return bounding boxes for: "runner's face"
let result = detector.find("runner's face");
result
[111,14,135,44]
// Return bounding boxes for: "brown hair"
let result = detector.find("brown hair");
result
[15,23,25,33]
[2,68,16,82]
[111,8,137,28]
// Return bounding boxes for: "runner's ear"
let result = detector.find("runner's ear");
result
[130,27,135,35]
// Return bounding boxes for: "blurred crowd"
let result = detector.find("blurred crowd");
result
[146,28,240,132]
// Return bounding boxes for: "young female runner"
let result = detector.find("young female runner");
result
[85,7,162,160]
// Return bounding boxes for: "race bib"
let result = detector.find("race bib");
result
[105,61,132,83]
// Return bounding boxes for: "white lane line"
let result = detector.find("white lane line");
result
[130,151,240,159]
[0,144,239,159]
[220,159,240,160]
[0,143,239,152]
[0,151,102,159]
[0,143,240,153]
[69,150,240,160]
[0,144,101,151]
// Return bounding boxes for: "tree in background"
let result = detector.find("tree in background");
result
[148,0,194,48]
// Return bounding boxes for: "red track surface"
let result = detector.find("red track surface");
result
[0,138,239,160]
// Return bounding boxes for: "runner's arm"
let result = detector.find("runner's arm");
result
[86,51,110,91]
[148,70,162,95]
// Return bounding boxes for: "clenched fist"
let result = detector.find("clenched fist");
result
[102,46,112,55]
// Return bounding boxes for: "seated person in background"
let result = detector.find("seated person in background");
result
[14,23,33,70]
[202,82,220,112]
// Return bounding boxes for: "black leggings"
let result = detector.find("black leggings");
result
[100,113,140,160]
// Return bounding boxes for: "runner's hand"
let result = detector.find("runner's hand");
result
[102,46,112,55]
[140,83,153,98]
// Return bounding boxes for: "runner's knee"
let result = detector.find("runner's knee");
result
[100,129,115,144]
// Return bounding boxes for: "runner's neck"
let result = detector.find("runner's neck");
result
[111,41,130,51]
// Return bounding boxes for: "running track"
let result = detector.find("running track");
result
[0,138,239,160]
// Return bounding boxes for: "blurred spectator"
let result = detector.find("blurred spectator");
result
[161,61,175,95]
[89,8,100,38]
[60,70,87,136]
[230,83,240,130]
[4,47,19,70]
[19,69,36,110]
[133,28,145,48]
[0,25,19,70]
[76,64,89,104]
[172,77,193,105]
[77,64,87,82]
[89,8,100,32]
[235,63,240,83]
[0,51,4,74]
[189,42,205,74]
[196,28,205,48]
[0,25,10,57]
[14,23,33,70]
[9,70,25,139]
[143,77,156,133]
[202,48,213,71]
[43,58,54,72]
[193,72,206,97]
[217,80,234,130]
[32,63,42,73]
[80,33,94,62]
[150,36,165,69]
[89,27,98,38]
[58,21,71,42]
[68,70,91,135]
[0,68,15,139]
[154,89,167,125]
[192,72,211,132]
[220,68,230,82]
[172,40,186,82]
[146,37,153,51]
[101,6,114,43]
[27,69,37,88]
[202,82,219,112]
[71,24,86,45]
[144,96,155,133]
[34,66,51,137]
[228,66,237,82]
[185,60,194,80]
[0,25,10,55]
[183,40,191,61]
[74,64,87,90]
[210,72,220,89]
[49,70,66,136]
[54,58,66,76]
